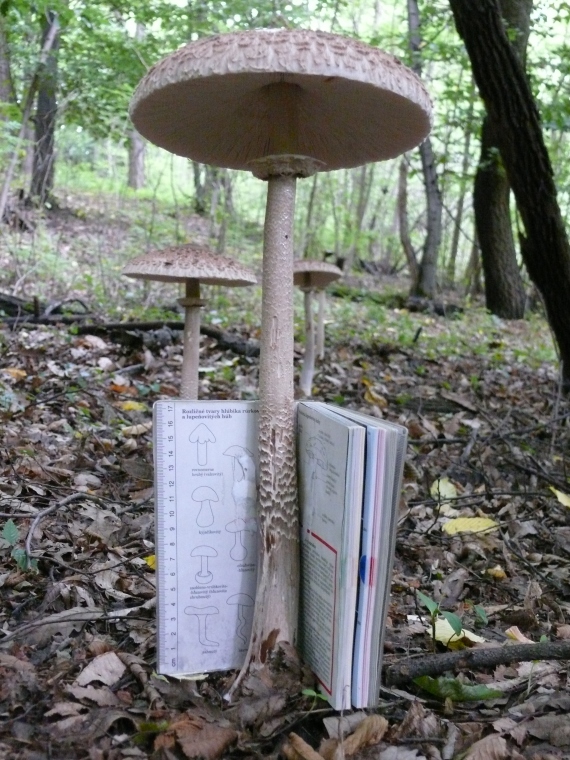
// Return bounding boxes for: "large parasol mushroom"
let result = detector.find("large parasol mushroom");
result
[122,244,256,399]
[129,28,432,679]
[294,260,342,397]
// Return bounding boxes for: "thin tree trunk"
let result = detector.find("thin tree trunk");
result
[464,231,483,297]
[0,16,15,114]
[450,0,570,389]
[128,129,146,189]
[407,0,442,298]
[30,10,59,203]
[397,157,419,283]
[0,14,59,221]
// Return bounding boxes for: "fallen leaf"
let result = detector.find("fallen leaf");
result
[2,367,26,380]
[74,472,102,489]
[120,400,147,412]
[551,486,570,508]
[526,714,570,747]
[487,565,507,580]
[378,749,426,760]
[433,618,486,647]
[464,733,508,759]
[122,422,152,437]
[442,516,498,535]
[155,713,237,759]
[504,626,534,644]
[75,651,126,687]
[430,477,457,502]
[145,555,156,570]
[65,684,122,706]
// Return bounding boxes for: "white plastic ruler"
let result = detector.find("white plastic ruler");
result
[154,401,180,674]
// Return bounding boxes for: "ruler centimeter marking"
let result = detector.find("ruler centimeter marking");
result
[155,401,179,674]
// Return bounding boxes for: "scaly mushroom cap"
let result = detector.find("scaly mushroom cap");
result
[122,244,257,286]
[130,29,432,171]
[293,260,342,290]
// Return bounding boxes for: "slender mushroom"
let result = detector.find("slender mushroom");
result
[227,594,255,645]
[293,260,342,397]
[192,486,219,527]
[191,544,218,584]
[130,28,431,675]
[184,605,219,647]
[223,445,257,515]
[189,423,216,466]
[122,244,256,399]
[225,518,256,561]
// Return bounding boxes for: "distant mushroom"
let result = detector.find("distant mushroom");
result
[130,28,432,669]
[225,518,256,561]
[184,605,219,647]
[294,260,342,397]
[192,486,218,527]
[191,545,218,584]
[227,594,254,645]
[189,423,216,466]
[122,244,256,399]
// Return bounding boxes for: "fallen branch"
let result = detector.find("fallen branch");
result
[384,641,570,687]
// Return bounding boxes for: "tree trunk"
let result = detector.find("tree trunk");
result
[472,0,530,318]
[30,10,59,204]
[397,156,419,282]
[0,16,15,116]
[407,0,442,298]
[474,117,526,317]
[128,129,145,189]
[450,0,570,389]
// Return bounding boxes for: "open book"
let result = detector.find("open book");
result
[153,400,407,709]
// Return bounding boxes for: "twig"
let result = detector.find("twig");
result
[25,492,112,561]
[117,652,165,709]
[384,640,570,687]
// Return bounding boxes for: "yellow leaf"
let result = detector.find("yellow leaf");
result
[550,487,570,508]
[433,618,486,649]
[120,400,147,412]
[430,477,458,502]
[145,555,156,570]
[486,565,507,580]
[504,626,533,644]
[443,517,498,535]
[364,388,388,408]
[3,367,26,380]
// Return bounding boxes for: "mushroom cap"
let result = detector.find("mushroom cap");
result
[191,486,219,502]
[122,244,257,286]
[293,260,342,290]
[189,423,217,444]
[225,518,246,533]
[227,593,254,607]
[130,29,432,172]
[191,545,218,557]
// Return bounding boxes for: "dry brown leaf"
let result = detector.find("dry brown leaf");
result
[287,733,325,760]
[378,748,426,760]
[463,733,508,759]
[342,714,389,755]
[391,701,441,742]
[527,714,570,747]
[157,713,237,760]
[75,651,126,687]
[65,684,122,706]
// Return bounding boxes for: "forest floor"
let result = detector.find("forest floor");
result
[1,205,570,760]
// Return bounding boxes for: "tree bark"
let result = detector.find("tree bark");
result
[0,16,15,115]
[472,0,530,318]
[449,0,570,390]
[397,156,419,283]
[30,10,59,204]
[407,0,442,298]
[474,117,526,317]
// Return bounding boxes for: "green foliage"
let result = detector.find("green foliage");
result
[414,675,502,702]
[1,519,38,571]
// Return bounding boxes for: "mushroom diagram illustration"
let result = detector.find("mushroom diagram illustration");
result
[191,545,217,584]
[189,424,215,466]
[192,486,219,527]
[184,605,219,647]
[227,594,254,646]
[223,446,257,516]
[225,518,256,561]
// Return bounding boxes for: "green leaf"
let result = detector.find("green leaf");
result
[474,605,488,625]
[11,547,37,572]
[2,519,19,546]
[417,590,439,616]
[414,675,502,702]
[442,611,463,637]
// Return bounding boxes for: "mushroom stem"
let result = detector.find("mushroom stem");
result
[299,289,315,397]
[316,289,326,360]
[250,173,299,659]
[179,279,202,399]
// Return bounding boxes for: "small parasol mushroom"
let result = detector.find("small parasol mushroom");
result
[130,27,432,676]
[122,244,256,399]
[293,260,342,397]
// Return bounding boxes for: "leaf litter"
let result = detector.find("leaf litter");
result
[0,280,569,759]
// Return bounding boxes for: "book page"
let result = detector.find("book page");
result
[154,401,259,676]
[297,402,365,710]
